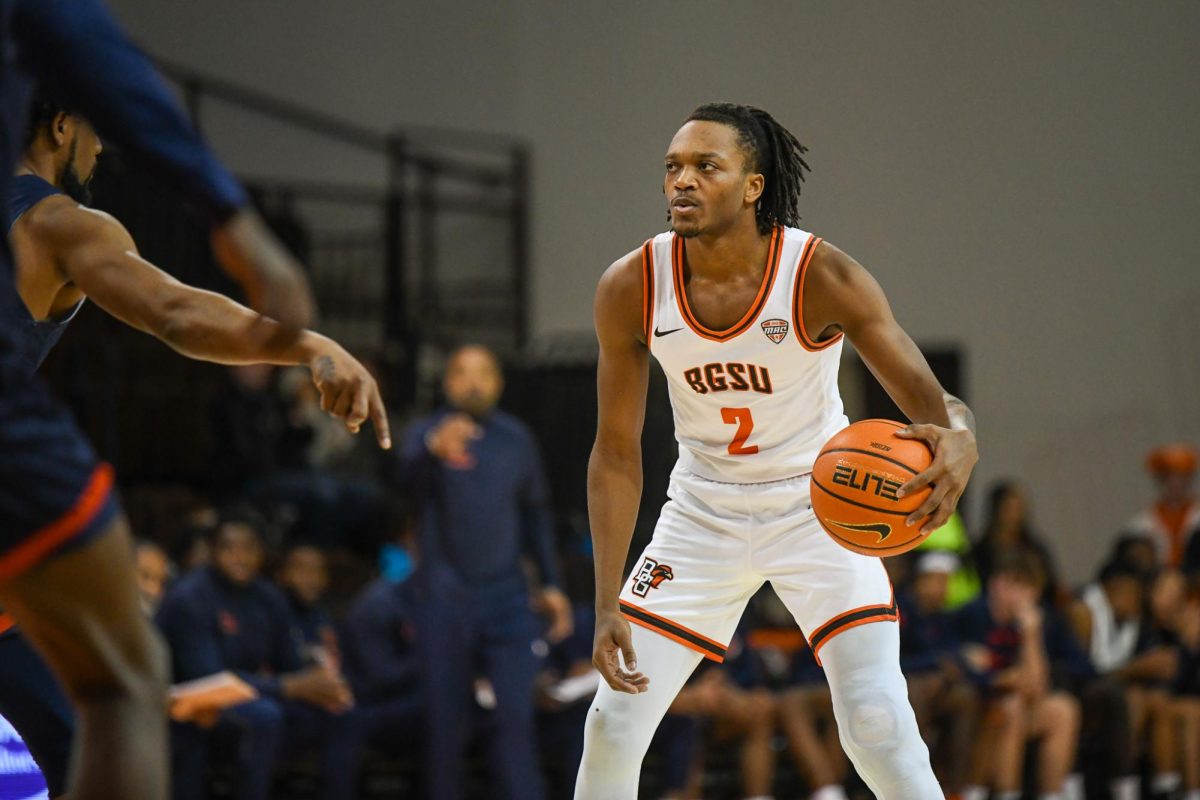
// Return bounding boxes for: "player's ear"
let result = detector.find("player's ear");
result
[744,172,765,206]
[52,112,71,147]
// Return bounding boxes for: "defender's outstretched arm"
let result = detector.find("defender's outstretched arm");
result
[33,198,389,447]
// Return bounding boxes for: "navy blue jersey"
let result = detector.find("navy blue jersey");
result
[7,173,60,229]
[7,173,85,375]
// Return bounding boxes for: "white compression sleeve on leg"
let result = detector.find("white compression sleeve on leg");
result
[819,622,944,800]
[574,623,705,800]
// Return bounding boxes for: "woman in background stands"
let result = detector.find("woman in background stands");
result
[971,481,1063,606]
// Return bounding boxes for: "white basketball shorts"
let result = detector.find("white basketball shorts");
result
[618,468,896,665]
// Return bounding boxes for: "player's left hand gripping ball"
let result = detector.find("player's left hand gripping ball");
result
[894,423,978,533]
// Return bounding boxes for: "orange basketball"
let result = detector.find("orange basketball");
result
[810,419,934,557]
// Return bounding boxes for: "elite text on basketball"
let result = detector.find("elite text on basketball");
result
[831,463,903,502]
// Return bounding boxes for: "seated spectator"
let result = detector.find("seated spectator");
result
[277,543,339,668]
[532,601,710,800]
[740,591,847,800]
[1068,558,1173,800]
[898,552,980,797]
[915,512,983,609]
[643,713,702,800]
[135,539,172,616]
[1124,444,1200,572]
[1137,569,1196,799]
[171,505,219,572]
[1111,534,1160,578]
[952,551,1085,800]
[1160,582,1200,800]
[535,603,600,799]
[667,633,776,800]
[971,480,1063,605]
[156,509,364,800]
[340,552,422,760]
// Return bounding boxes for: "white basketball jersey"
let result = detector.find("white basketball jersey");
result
[644,225,848,484]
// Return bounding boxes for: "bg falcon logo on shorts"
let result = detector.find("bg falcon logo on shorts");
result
[761,318,789,344]
[631,557,674,597]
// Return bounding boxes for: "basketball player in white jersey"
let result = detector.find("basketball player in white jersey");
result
[575,104,979,800]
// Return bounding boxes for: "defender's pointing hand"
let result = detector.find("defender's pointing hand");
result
[307,337,392,449]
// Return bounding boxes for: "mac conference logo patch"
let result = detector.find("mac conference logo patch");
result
[761,318,789,344]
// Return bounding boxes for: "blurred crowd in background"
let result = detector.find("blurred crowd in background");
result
[63,346,1200,800]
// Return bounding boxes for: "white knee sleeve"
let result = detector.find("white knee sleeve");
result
[574,624,705,800]
[821,622,943,800]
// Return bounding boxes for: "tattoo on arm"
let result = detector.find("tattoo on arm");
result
[944,393,976,435]
[315,355,335,381]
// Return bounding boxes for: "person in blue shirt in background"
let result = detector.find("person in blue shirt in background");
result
[397,344,573,800]
[897,551,981,799]
[340,530,423,763]
[277,543,340,669]
[156,510,365,800]
[951,550,1089,800]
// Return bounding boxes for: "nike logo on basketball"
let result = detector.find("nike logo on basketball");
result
[654,326,683,338]
[829,520,892,542]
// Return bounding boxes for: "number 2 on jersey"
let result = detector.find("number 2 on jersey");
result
[721,407,759,455]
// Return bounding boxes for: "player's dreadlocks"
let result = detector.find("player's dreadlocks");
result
[686,103,811,235]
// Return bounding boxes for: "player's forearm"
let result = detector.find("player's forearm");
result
[588,441,642,611]
[155,289,326,366]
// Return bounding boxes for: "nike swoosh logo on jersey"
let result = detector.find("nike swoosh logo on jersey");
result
[828,520,892,542]
[654,326,683,338]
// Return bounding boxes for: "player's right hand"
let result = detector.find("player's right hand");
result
[211,209,316,339]
[593,610,649,694]
[305,335,392,449]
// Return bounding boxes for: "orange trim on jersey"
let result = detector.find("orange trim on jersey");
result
[641,240,655,345]
[0,463,115,581]
[0,612,13,636]
[792,235,844,351]
[619,600,727,662]
[807,587,898,666]
[672,225,782,343]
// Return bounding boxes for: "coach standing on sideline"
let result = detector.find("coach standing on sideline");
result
[397,344,571,800]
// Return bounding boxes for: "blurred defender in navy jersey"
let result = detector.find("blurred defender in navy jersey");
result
[397,344,571,800]
[0,2,389,798]
[0,91,392,797]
